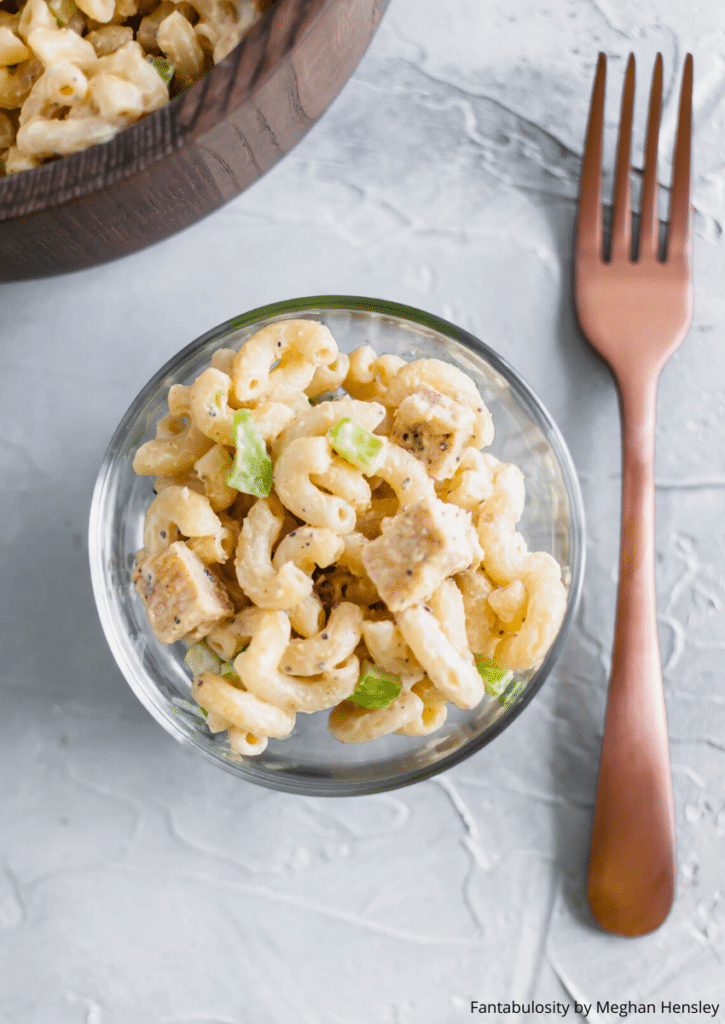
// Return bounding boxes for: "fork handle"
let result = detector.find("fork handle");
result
[588,376,677,936]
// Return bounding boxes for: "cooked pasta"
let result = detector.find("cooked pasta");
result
[131,317,568,754]
[0,0,276,174]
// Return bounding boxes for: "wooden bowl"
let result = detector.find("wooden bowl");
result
[0,0,389,281]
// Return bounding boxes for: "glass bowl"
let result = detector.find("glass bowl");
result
[89,296,585,796]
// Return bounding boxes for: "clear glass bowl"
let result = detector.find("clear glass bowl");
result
[89,296,585,796]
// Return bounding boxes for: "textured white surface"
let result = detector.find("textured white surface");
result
[1,0,724,1021]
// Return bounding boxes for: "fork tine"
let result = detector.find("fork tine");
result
[639,54,663,260]
[577,53,606,259]
[611,54,636,261]
[668,53,693,259]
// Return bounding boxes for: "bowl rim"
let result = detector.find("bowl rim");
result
[0,0,346,220]
[89,294,586,796]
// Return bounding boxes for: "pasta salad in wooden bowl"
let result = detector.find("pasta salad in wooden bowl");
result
[90,297,585,795]
[0,0,390,279]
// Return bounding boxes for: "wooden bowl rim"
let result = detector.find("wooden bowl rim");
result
[0,0,335,220]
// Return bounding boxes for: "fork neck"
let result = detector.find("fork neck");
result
[614,369,660,649]
[616,370,660,467]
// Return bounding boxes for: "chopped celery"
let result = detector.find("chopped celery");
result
[219,658,236,676]
[349,660,401,711]
[475,654,513,696]
[171,698,207,721]
[475,654,525,708]
[184,642,221,677]
[226,410,273,497]
[499,677,527,709]
[328,417,386,473]
[147,55,175,86]
[49,0,76,23]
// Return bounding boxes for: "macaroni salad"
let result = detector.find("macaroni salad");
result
[131,319,568,755]
[0,0,274,174]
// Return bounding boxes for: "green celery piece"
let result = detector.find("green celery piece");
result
[349,660,401,711]
[499,677,527,709]
[49,0,76,23]
[219,659,236,676]
[328,417,386,473]
[475,654,513,696]
[170,698,207,721]
[226,410,273,497]
[184,642,221,677]
[147,55,175,86]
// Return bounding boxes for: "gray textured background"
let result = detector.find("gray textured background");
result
[1,0,724,1020]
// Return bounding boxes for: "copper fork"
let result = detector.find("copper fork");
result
[575,52,693,936]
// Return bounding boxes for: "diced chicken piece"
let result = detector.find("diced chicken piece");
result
[362,497,481,611]
[132,540,234,645]
[385,359,494,448]
[391,384,476,480]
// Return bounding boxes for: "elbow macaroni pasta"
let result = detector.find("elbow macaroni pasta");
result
[274,436,358,534]
[131,317,569,754]
[142,484,220,558]
[280,601,363,676]
[1,0,274,174]
[234,496,312,610]
[233,610,359,714]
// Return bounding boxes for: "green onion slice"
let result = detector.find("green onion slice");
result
[49,0,77,24]
[475,654,513,696]
[348,660,402,711]
[184,642,221,677]
[226,410,273,498]
[147,55,175,85]
[328,417,386,474]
